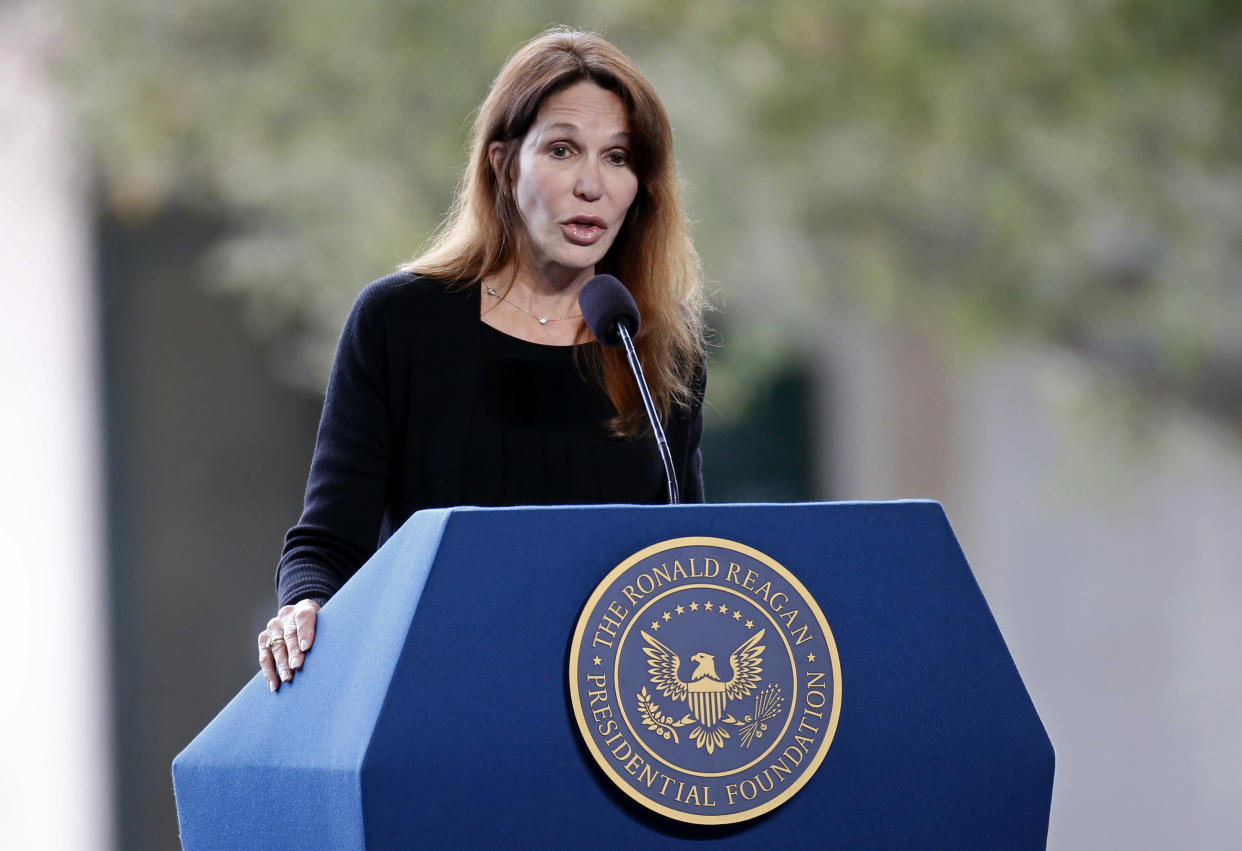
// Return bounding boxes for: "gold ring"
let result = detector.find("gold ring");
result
[266,635,284,650]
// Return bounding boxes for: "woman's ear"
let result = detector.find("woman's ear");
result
[488,141,509,193]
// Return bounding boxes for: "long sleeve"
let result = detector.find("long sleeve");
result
[276,283,394,606]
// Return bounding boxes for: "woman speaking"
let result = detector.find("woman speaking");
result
[258,28,707,691]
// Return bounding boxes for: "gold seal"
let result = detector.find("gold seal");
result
[569,537,842,825]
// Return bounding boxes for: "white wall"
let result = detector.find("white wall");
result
[0,3,114,848]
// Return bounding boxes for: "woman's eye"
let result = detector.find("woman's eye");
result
[549,143,572,158]
[606,150,629,166]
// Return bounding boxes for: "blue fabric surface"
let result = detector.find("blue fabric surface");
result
[174,502,1053,849]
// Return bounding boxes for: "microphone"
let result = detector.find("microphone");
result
[580,275,680,504]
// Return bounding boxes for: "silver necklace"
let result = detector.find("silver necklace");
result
[485,286,582,325]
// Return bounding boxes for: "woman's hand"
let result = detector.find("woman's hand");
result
[258,599,321,692]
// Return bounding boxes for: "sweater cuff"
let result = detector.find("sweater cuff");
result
[276,560,343,609]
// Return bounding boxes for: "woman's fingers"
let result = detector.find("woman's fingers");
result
[258,601,321,690]
[271,625,293,681]
[290,600,320,668]
[282,613,301,670]
[258,619,283,691]
[257,633,276,691]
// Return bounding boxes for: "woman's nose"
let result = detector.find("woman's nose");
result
[574,159,603,201]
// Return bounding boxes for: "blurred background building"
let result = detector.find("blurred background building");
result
[3,0,1240,848]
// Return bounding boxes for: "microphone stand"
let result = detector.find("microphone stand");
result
[617,323,679,505]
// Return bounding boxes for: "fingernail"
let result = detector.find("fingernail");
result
[269,680,277,692]
[280,671,290,682]
[300,639,309,652]
[289,655,300,669]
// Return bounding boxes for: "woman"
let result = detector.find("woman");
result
[258,28,707,691]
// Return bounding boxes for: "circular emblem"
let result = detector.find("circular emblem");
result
[569,537,842,825]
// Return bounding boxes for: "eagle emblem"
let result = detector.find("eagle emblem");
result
[638,628,767,753]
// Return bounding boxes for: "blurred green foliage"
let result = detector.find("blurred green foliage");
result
[65,0,1242,424]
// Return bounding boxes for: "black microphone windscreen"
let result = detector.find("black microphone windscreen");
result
[579,274,641,348]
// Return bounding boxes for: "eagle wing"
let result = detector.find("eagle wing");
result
[640,630,687,701]
[724,628,766,700]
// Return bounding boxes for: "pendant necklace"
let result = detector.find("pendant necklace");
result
[486,287,582,325]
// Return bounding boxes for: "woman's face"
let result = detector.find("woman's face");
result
[498,82,639,284]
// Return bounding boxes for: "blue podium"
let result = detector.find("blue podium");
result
[173,502,1053,848]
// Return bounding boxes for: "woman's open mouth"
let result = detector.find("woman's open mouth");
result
[561,217,607,245]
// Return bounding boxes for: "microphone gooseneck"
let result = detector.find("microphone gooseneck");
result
[579,275,680,505]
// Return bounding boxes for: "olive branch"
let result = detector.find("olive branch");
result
[636,687,692,744]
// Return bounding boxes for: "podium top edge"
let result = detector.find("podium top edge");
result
[432,499,944,513]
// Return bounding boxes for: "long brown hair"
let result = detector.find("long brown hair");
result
[405,27,705,436]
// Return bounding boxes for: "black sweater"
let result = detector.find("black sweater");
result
[276,274,705,606]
